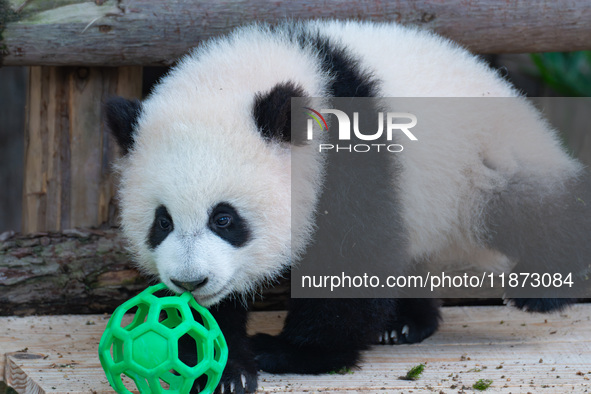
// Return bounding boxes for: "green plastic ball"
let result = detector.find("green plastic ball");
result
[98,283,228,394]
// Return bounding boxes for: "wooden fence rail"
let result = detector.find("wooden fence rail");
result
[2,0,591,67]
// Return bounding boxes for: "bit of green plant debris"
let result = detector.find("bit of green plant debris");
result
[473,379,493,390]
[400,363,425,380]
[328,366,354,375]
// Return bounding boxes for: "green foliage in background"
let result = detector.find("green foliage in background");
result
[530,51,591,97]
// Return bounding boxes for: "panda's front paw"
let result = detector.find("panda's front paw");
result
[378,299,440,345]
[214,359,258,394]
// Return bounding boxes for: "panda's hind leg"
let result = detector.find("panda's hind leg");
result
[483,174,591,313]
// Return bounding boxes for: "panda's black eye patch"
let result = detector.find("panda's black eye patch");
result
[208,203,250,247]
[148,205,174,249]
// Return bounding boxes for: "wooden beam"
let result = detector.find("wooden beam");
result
[2,306,591,393]
[2,0,591,67]
[22,66,142,233]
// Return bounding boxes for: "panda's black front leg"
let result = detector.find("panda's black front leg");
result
[182,298,257,394]
[251,299,394,374]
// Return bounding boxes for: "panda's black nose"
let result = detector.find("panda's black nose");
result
[171,277,208,292]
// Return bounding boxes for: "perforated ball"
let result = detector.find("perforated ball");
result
[98,283,227,394]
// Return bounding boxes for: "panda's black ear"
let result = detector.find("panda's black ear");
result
[104,97,142,155]
[253,81,306,145]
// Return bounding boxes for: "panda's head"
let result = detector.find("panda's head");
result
[105,31,326,306]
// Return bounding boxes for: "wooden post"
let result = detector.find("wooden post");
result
[22,66,142,233]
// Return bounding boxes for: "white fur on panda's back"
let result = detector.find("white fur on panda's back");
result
[310,20,581,260]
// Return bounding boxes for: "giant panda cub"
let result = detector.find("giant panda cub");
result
[105,20,591,393]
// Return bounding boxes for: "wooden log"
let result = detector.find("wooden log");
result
[0,229,290,316]
[2,0,591,67]
[0,229,148,316]
[22,66,142,233]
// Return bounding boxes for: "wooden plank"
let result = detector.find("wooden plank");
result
[21,66,142,233]
[22,66,64,233]
[5,354,44,394]
[2,0,591,67]
[1,305,590,393]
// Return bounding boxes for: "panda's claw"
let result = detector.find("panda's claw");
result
[402,325,409,337]
[241,374,247,388]
[390,330,397,343]
[378,333,383,343]
[230,382,235,393]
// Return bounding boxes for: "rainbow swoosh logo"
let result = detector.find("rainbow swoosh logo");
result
[304,107,328,131]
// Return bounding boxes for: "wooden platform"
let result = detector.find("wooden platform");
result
[1,305,590,393]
